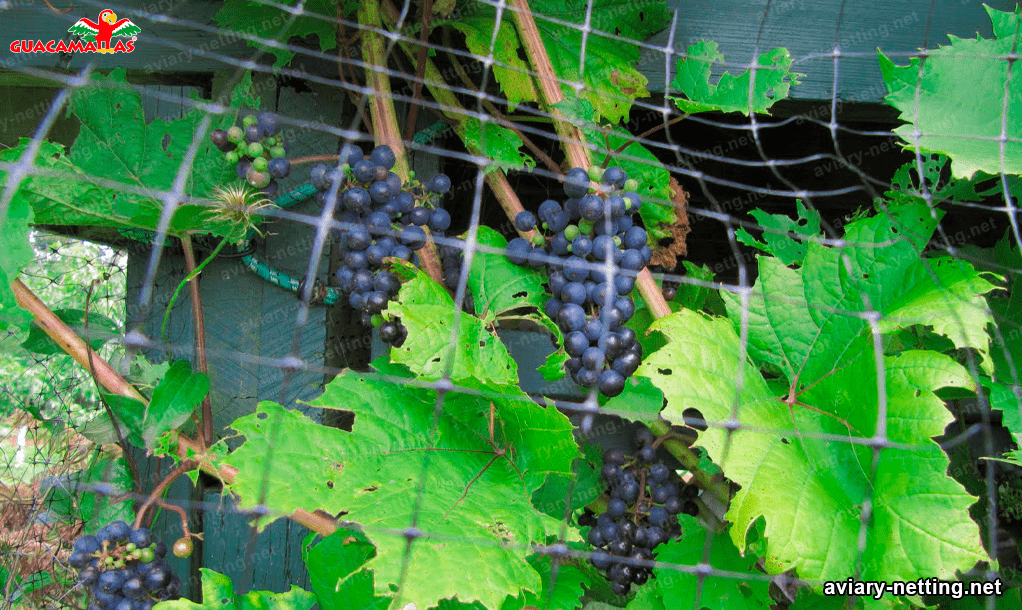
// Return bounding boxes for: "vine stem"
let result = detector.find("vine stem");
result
[180,236,214,448]
[290,154,340,166]
[507,0,590,171]
[359,0,444,287]
[134,460,195,530]
[161,237,228,345]
[12,277,341,538]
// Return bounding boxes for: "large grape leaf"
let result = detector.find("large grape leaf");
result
[669,41,802,116]
[384,265,519,385]
[554,97,674,243]
[156,569,316,610]
[879,6,1022,179]
[467,226,549,320]
[639,308,987,586]
[724,201,998,383]
[459,0,669,123]
[8,72,257,239]
[212,0,340,68]
[0,180,34,328]
[223,367,574,609]
[628,514,771,610]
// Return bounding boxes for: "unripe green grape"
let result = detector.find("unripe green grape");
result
[614,236,622,247]
[242,114,258,128]
[530,234,545,247]
[226,126,244,143]
[172,538,194,558]
[225,151,240,165]
[371,314,383,327]
[564,225,580,241]
[139,547,155,563]
[578,219,594,235]
[252,156,269,172]
[588,166,603,182]
[270,145,286,158]
[263,136,277,147]
[247,142,264,157]
[125,543,137,552]
[623,178,639,191]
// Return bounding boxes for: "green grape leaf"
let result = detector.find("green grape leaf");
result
[385,265,519,385]
[461,118,536,173]
[879,6,1022,179]
[554,97,674,243]
[145,360,209,449]
[523,555,589,610]
[538,349,570,382]
[642,515,771,610]
[669,41,803,115]
[17,70,256,239]
[467,226,549,319]
[212,0,339,68]
[306,530,390,610]
[445,17,537,111]
[224,366,574,610]
[0,180,34,328]
[155,568,316,610]
[21,308,118,355]
[641,307,987,586]
[735,200,822,266]
[673,261,716,312]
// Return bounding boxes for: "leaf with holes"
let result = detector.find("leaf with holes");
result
[633,515,771,610]
[522,555,589,610]
[640,311,987,587]
[467,226,549,319]
[735,200,822,266]
[384,265,519,385]
[669,41,802,115]
[157,568,316,610]
[879,6,1022,179]
[223,366,573,610]
[16,71,257,239]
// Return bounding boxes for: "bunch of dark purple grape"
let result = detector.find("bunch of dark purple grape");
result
[314,143,452,347]
[586,429,699,596]
[69,520,181,610]
[506,166,650,397]
[210,112,290,198]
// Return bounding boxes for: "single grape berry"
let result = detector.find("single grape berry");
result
[268,157,290,179]
[172,537,193,559]
[429,174,451,194]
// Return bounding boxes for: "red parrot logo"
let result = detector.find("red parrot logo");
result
[68,9,141,53]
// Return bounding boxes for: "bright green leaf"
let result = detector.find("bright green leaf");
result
[385,266,519,385]
[467,226,549,319]
[735,200,822,266]
[306,530,390,610]
[445,17,537,110]
[224,369,571,610]
[0,179,34,328]
[878,7,1022,178]
[523,555,589,610]
[641,308,987,586]
[669,41,802,115]
[155,568,316,610]
[145,360,209,449]
[461,118,536,173]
